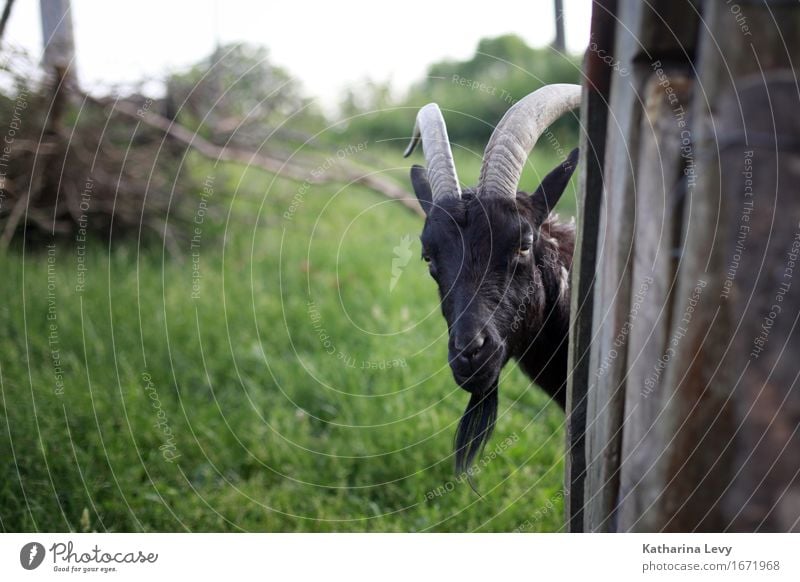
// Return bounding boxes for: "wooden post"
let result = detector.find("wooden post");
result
[565,0,616,533]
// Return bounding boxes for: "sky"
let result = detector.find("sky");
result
[5,0,592,109]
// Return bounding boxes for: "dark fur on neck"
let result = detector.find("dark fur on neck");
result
[512,214,574,408]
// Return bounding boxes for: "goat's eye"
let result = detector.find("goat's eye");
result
[517,237,533,258]
[422,254,438,278]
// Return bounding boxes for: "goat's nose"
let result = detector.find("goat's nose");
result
[454,333,488,363]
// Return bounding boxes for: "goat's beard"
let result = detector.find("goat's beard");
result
[454,382,499,488]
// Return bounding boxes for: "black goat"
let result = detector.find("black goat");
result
[404,84,581,476]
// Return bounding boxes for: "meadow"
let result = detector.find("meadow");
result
[0,144,577,532]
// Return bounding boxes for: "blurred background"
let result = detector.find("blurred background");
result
[0,0,589,531]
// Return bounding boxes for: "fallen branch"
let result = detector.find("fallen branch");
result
[107,99,424,218]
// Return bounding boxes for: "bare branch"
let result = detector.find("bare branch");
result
[105,98,424,218]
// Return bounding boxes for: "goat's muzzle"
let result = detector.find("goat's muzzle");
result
[448,330,505,394]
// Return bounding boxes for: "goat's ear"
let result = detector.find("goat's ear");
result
[530,147,579,222]
[410,164,434,216]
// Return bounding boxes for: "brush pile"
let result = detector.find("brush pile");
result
[0,52,196,251]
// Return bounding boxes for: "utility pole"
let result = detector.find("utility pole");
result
[553,0,566,52]
[39,0,76,85]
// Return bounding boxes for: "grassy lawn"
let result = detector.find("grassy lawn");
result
[0,143,577,532]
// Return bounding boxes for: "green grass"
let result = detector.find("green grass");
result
[0,145,576,532]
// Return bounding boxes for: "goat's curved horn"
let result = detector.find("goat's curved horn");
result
[404,103,462,200]
[477,84,581,198]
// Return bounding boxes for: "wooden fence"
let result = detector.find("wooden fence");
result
[567,0,800,532]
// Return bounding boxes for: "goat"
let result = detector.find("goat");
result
[403,84,581,477]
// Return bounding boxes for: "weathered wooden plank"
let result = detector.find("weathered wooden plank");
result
[616,68,692,531]
[583,4,644,531]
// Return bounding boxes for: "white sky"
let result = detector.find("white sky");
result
[5,0,592,109]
